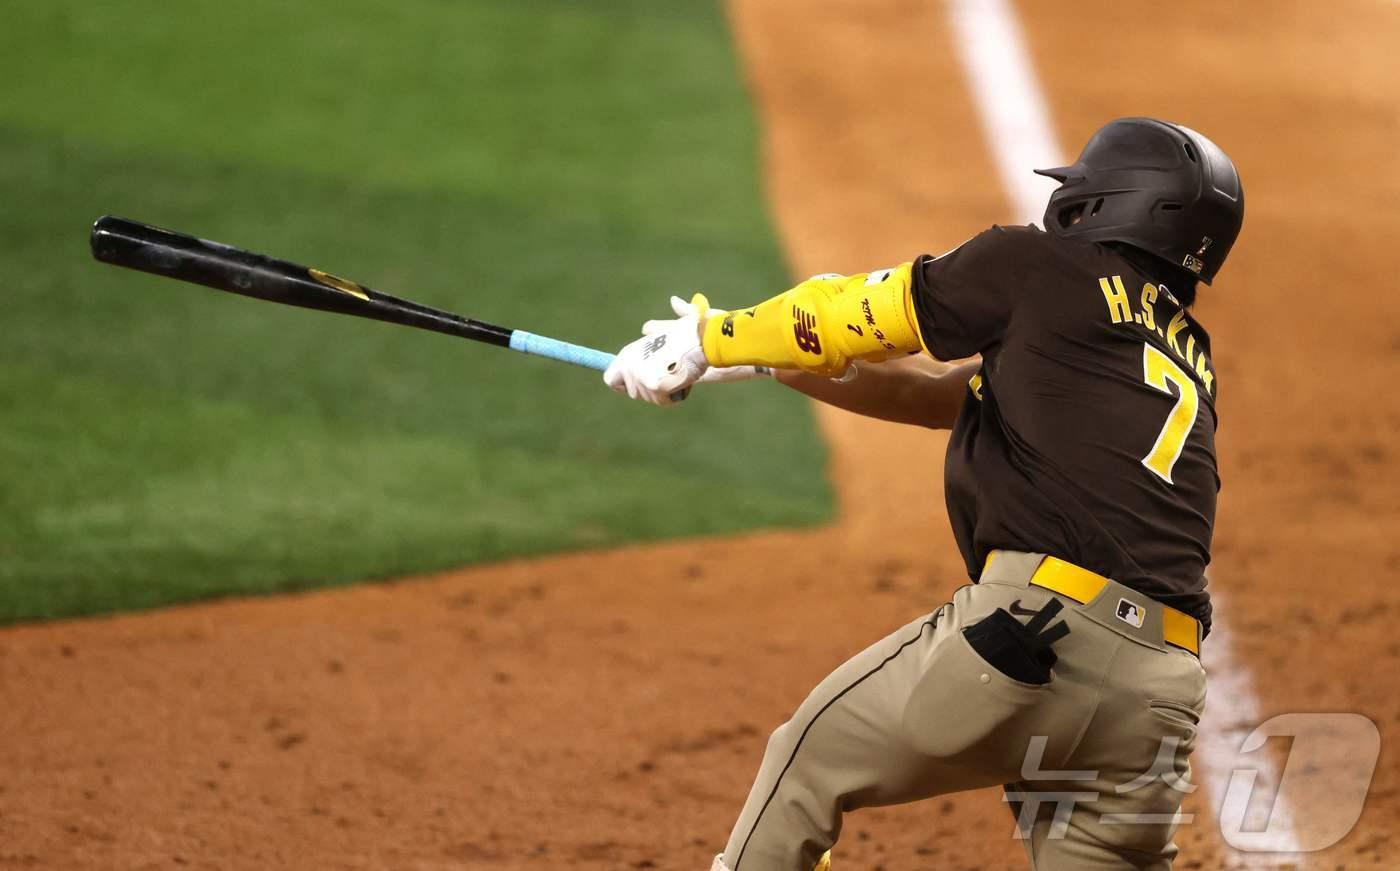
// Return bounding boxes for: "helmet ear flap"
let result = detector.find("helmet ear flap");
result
[1036,166,1087,231]
[1052,201,1087,229]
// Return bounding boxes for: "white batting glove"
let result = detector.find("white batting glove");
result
[657,296,772,386]
[604,294,711,406]
[605,295,774,406]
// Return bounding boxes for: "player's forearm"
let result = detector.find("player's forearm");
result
[701,265,925,376]
[774,356,978,430]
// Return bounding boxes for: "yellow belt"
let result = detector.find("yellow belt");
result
[985,552,1201,655]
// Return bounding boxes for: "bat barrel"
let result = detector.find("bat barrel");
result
[89,216,513,347]
[89,216,620,374]
[93,216,335,308]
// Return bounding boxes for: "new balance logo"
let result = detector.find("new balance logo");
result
[792,305,821,355]
[641,334,667,359]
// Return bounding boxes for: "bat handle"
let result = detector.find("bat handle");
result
[507,331,616,372]
[508,330,689,402]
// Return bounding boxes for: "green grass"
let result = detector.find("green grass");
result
[0,1,831,622]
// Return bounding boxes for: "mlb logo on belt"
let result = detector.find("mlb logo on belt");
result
[1115,598,1145,628]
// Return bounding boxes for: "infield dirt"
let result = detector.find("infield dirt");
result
[2,1,1398,868]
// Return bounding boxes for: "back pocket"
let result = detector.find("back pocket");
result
[1148,698,1202,737]
[900,629,1051,765]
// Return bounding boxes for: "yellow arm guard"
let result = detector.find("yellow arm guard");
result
[701,263,925,376]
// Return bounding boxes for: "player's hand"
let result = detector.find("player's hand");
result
[604,295,773,406]
[603,294,712,406]
[659,296,772,386]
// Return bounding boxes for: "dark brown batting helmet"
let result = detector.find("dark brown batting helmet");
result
[1035,117,1244,284]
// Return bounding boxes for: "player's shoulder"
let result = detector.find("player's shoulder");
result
[919,226,1109,309]
[913,225,1092,304]
[934,223,1042,256]
[926,224,1090,271]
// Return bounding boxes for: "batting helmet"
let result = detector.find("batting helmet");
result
[1034,118,1243,284]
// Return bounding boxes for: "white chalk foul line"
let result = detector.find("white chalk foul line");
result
[1198,616,1304,856]
[945,0,1062,226]
[942,0,1302,858]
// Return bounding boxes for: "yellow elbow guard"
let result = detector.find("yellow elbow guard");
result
[701,263,925,376]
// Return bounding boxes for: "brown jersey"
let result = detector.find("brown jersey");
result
[911,225,1218,631]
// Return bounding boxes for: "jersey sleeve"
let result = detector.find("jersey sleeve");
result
[911,225,1033,360]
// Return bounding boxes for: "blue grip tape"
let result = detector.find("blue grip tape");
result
[508,331,616,372]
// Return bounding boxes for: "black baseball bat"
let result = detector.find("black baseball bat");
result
[88,216,617,371]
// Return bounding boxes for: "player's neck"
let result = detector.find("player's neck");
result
[1104,242,1198,308]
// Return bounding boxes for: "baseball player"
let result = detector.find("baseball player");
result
[605,117,1243,870]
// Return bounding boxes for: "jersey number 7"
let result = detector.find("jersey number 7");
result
[1140,343,1199,484]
